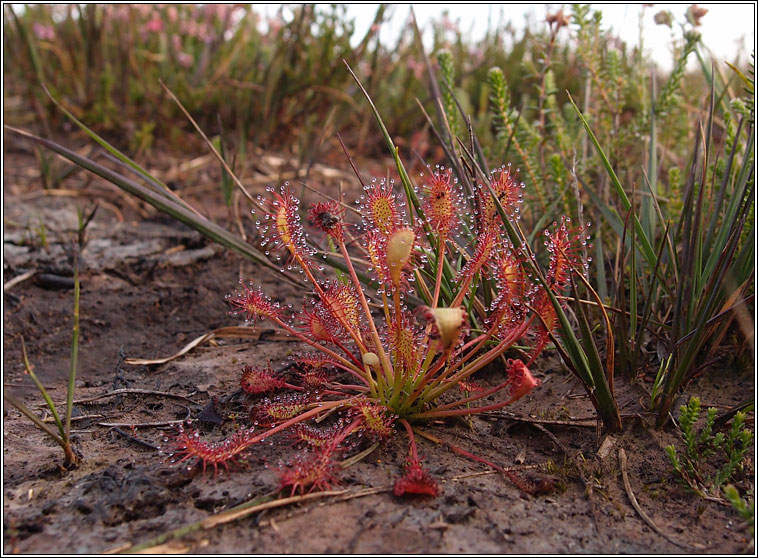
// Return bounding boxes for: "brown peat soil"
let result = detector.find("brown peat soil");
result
[2,137,754,554]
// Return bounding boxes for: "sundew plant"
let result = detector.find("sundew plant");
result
[167,163,592,496]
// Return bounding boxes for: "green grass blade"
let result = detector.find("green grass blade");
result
[41,86,180,200]
[642,72,657,241]
[6,126,299,285]
[65,246,80,442]
[571,280,606,385]
[20,337,65,441]
[629,203,638,339]
[3,393,66,448]
[633,222,670,369]
[9,6,44,84]
[567,92,657,267]
[344,60,420,225]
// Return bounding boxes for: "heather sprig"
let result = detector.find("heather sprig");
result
[666,397,754,500]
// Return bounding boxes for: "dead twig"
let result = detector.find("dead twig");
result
[112,489,346,554]
[3,270,37,292]
[124,326,293,366]
[530,422,574,458]
[97,408,191,429]
[618,448,704,551]
[110,426,160,450]
[446,465,540,482]
[43,414,104,423]
[71,388,198,406]
[96,419,186,428]
[481,410,597,428]
[315,485,391,505]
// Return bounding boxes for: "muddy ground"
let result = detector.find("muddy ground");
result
[2,136,754,554]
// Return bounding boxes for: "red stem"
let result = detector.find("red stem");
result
[410,395,521,419]
[271,316,368,384]
[399,419,419,462]
[431,236,446,307]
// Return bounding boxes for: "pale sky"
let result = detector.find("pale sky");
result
[259,3,755,71]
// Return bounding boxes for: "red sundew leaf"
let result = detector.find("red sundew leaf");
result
[240,365,286,394]
[252,393,311,426]
[456,230,499,284]
[168,424,256,476]
[505,359,541,401]
[257,187,313,268]
[297,368,328,389]
[476,163,524,232]
[277,447,340,496]
[420,166,461,236]
[457,379,485,393]
[544,216,592,293]
[291,351,339,370]
[393,458,439,498]
[360,179,401,235]
[226,279,282,324]
[349,398,396,440]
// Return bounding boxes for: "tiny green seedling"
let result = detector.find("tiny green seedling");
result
[4,247,82,468]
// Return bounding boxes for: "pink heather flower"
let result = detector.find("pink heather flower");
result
[32,23,55,41]
[177,52,194,68]
[267,16,285,35]
[166,5,178,22]
[143,17,163,33]
[408,59,425,80]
